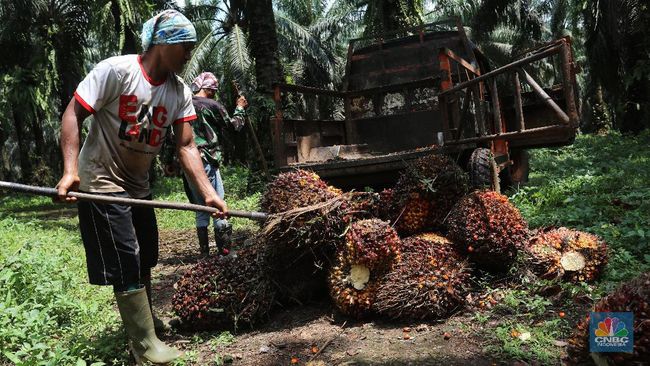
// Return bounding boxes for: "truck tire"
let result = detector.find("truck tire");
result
[468,148,500,193]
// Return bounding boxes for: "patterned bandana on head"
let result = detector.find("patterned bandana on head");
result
[191,72,220,92]
[141,9,197,51]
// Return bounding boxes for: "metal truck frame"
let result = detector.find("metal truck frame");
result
[270,18,579,190]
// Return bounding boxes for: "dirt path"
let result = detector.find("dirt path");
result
[152,230,500,366]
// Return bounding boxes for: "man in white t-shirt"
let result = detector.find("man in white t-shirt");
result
[55,10,222,364]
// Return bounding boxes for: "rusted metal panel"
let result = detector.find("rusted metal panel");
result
[348,32,469,91]
[560,38,580,127]
[347,110,442,153]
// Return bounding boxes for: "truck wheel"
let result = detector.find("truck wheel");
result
[468,148,500,193]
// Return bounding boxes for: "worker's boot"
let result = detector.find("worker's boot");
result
[214,224,232,256]
[115,287,182,364]
[142,273,170,333]
[197,226,210,257]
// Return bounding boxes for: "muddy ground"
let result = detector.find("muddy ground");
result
[152,229,525,366]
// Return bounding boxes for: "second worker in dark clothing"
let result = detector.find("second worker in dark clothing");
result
[163,71,247,256]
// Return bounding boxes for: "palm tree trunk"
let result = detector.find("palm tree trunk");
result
[245,0,282,94]
[11,106,32,182]
[244,0,283,170]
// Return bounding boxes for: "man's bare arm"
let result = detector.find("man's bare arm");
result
[174,121,228,216]
[56,98,91,202]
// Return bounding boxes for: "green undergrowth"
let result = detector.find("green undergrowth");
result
[510,131,650,288]
[480,130,650,364]
[0,164,261,365]
[0,217,127,365]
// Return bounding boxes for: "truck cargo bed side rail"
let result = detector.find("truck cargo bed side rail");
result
[438,37,579,149]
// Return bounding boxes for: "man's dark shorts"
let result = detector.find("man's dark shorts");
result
[77,192,158,286]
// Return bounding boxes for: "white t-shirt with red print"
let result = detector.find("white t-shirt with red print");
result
[75,54,196,198]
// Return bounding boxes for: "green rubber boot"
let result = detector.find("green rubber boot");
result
[115,287,182,364]
[141,273,171,333]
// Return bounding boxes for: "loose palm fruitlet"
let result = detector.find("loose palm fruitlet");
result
[391,154,469,235]
[172,243,275,331]
[447,190,529,272]
[565,272,650,365]
[328,219,402,318]
[374,233,471,320]
[526,227,608,282]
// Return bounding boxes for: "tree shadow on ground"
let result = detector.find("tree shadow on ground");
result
[0,203,77,220]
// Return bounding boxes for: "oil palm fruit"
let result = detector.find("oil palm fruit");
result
[261,169,346,296]
[261,169,340,214]
[172,242,275,330]
[328,219,401,318]
[341,191,382,223]
[447,190,529,272]
[374,233,471,320]
[391,154,468,235]
[526,227,608,282]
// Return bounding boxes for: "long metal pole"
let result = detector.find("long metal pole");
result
[517,69,570,124]
[438,44,563,97]
[0,181,268,221]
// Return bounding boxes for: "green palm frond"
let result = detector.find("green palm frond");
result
[275,0,328,27]
[182,1,224,23]
[224,24,252,83]
[275,12,334,75]
[182,30,224,82]
[550,0,568,38]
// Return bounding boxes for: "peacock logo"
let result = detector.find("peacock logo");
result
[594,317,629,337]
[590,312,633,353]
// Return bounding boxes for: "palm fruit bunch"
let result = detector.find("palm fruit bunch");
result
[391,154,469,235]
[261,169,346,283]
[328,219,401,318]
[399,232,453,255]
[374,233,471,320]
[446,190,529,272]
[172,242,275,331]
[342,219,401,272]
[526,227,608,282]
[565,272,650,365]
[261,169,341,214]
[341,191,381,223]
[260,236,329,305]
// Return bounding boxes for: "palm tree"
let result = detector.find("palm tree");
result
[247,0,282,93]
[86,0,156,62]
[582,0,649,133]
[362,0,424,37]
[0,0,90,183]
[274,0,362,88]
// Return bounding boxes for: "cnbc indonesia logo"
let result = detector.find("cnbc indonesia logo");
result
[589,312,634,353]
